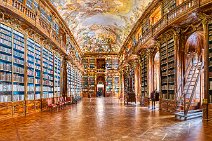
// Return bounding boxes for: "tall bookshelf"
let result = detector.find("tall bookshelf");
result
[82,75,88,93]
[124,71,129,95]
[0,24,12,102]
[106,76,113,96]
[160,38,175,100]
[114,76,119,95]
[88,75,95,97]
[82,58,88,70]
[89,58,95,69]
[112,59,119,70]
[34,43,41,100]
[42,47,54,99]
[141,55,148,97]
[27,38,35,100]
[54,55,61,97]
[208,23,212,103]
[70,65,75,97]
[76,71,82,96]
[129,68,135,93]
[67,63,71,97]
[13,30,25,102]
[106,59,112,70]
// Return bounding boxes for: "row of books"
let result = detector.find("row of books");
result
[14,50,24,58]
[14,66,24,74]
[0,72,11,81]
[0,54,12,62]
[0,25,12,35]
[43,93,54,98]
[28,78,34,83]
[28,69,34,76]
[14,44,24,52]
[0,34,12,45]
[13,95,24,102]
[0,63,12,72]
[0,46,12,54]
[162,85,175,90]
[27,85,35,91]
[0,95,12,102]
[43,80,53,86]
[14,58,24,65]
[13,85,24,91]
[13,75,24,83]
[43,86,53,91]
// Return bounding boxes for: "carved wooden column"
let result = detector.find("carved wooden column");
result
[173,28,182,100]
[202,17,209,120]
[147,49,154,96]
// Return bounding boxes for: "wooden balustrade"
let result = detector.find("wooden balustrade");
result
[133,0,212,48]
[1,0,64,56]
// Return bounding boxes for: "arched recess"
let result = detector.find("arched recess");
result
[96,75,105,97]
[183,31,205,108]
[153,51,160,91]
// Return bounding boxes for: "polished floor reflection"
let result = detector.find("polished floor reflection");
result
[0,98,211,141]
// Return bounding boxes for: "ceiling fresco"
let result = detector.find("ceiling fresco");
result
[51,0,152,53]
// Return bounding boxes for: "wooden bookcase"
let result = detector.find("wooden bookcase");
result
[208,22,212,103]
[141,55,148,97]
[42,47,54,99]
[88,75,95,97]
[113,76,119,96]
[54,54,61,97]
[140,54,149,106]
[160,35,176,112]
[0,23,83,117]
[67,63,71,97]
[106,75,113,96]
[160,38,175,100]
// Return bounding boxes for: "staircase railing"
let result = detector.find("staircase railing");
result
[184,62,204,115]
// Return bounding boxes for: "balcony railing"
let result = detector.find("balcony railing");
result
[137,0,212,47]
[0,0,64,53]
[12,0,36,20]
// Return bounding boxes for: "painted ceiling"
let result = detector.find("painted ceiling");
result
[51,0,152,53]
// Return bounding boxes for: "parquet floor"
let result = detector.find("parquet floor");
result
[0,97,212,141]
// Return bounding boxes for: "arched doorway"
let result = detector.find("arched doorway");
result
[96,75,105,97]
[153,51,160,91]
[97,81,104,97]
[183,31,205,109]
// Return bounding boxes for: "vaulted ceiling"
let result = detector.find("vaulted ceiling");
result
[51,0,152,54]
